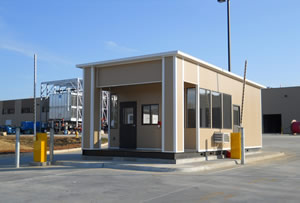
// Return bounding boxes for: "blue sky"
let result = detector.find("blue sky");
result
[0,0,299,100]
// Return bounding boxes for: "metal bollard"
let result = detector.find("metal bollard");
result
[50,128,54,163]
[15,128,20,168]
[241,127,245,165]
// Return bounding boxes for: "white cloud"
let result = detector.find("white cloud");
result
[0,43,33,57]
[0,40,74,65]
[0,17,74,66]
[104,40,138,53]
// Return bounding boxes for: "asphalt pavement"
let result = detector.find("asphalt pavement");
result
[0,134,300,202]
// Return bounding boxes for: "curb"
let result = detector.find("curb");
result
[0,143,109,158]
[177,152,285,173]
[47,148,82,154]
[54,151,286,173]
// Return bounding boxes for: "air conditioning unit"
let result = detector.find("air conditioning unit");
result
[213,132,230,143]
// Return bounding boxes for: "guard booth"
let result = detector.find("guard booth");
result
[77,50,264,160]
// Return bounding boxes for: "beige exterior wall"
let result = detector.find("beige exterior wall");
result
[93,87,101,148]
[175,58,262,151]
[198,63,262,150]
[107,83,162,149]
[184,59,198,85]
[96,60,162,88]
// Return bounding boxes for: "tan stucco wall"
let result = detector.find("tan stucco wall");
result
[107,83,162,149]
[184,59,198,85]
[198,63,262,150]
[96,60,162,88]
[93,87,101,148]
[175,58,262,151]
[164,57,174,152]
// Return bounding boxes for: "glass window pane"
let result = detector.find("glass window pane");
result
[187,88,196,128]
[143,105,150,124]
[123,107,133,124]
[110,94,118,129]
[200,89,211,128]
[212,92,221,128]
[151,105,159,124]
[233,105,240,126]
[223,94,232,129]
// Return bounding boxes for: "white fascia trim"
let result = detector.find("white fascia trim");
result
[182,58,185,152]
[76,51,178,68]
[81,69,85,149]
[98,81,161,88]
[173,56,178,153]
[90,66,95,149]
[246,146,262,149]
[196,65,200,152]
[161,57,165,152]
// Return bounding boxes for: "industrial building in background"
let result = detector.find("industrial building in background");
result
[262,86,300,134]
[0,78,109,134]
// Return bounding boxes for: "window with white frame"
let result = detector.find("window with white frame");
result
[200,88,211,128]
[142,104,159,125]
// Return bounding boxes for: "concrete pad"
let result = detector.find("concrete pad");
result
[53,151,285,173]
[29,161,52,166]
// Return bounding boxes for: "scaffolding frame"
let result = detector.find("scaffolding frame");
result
[40,78,83,128]
[40,78,109,129]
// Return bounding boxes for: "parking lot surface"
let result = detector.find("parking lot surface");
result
[0,134,300,203]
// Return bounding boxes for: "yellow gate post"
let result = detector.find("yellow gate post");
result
[33,133,47,162]
[230,132,241,159]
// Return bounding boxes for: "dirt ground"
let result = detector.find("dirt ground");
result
[0,135,107,154]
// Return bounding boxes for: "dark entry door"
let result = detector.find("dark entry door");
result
[263,114,282,133]
[120,102,137,149]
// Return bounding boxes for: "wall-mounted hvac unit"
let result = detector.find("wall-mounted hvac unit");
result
[213,132,230,143]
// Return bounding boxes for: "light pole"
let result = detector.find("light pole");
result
[218,0,231,72]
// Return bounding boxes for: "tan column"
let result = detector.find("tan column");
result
[83,68,91,149]
[93,86,101,148]
[176,57,184,152]
[163,56,174,152]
